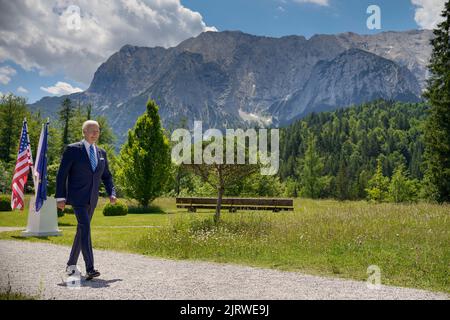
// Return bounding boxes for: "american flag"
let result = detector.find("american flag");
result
[11,120,34,210]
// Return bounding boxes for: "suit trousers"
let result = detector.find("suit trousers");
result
[67,205,95,273]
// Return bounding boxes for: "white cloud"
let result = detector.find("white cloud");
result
[40,81,83,95]
[411,0,446,29]
[17,86,28,94]
[0,66,17,84]
[0,0,217,85]
[292,0,330,6]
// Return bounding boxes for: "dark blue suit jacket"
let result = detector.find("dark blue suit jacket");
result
[56,141,115,207]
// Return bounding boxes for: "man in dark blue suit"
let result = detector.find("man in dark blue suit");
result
[56,120,116,280]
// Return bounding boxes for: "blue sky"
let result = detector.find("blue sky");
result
[0,61,85,105]
[180,0,419,38]
[0,0,444,104]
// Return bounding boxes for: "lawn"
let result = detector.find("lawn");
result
[0,196,449,294]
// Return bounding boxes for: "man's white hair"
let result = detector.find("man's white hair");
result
[82,120,100,133]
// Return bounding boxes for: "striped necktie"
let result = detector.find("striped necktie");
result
[89,144,97,171]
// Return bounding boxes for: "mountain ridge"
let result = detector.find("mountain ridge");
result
[29,29,433,146]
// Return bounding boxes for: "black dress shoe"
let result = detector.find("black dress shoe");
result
[85,269,100,280]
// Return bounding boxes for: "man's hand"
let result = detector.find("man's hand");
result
[57,200,66,210]
[109,196,117,204]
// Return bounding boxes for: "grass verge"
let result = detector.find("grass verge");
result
[1,197,449,293]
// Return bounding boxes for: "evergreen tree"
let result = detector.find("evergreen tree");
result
[68,105,86,142]
[335,161,349,200]
[116,100,171,207]
[86,104,92,120]
[357,169,371,199]
[296,135,330,198]
[0,94,28,162]
[423,1,450,203]
[58,98,74,152]
[366,158,390,202]
[95,115,116,146]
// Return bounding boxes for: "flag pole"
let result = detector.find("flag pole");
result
[34,121,45,205]
[23,118,36,190]
[34,117,50,213]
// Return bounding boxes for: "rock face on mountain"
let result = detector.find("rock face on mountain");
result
[270,48,421,124]
[29,30,432,145]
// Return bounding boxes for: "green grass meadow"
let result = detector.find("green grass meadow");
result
[0,197,449,293]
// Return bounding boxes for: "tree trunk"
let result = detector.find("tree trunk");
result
[141,198,149,208]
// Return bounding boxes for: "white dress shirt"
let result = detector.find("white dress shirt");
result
[82,139,98,165]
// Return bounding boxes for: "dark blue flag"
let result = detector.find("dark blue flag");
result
[35,121,49,212]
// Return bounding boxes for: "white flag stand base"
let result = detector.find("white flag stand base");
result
[21,196,62,237]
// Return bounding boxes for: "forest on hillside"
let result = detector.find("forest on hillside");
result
[278,100,427,200]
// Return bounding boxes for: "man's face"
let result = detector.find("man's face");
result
[83,125,100,144]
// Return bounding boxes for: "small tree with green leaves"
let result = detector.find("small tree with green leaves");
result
[388,164,419,203]
[366,158,390,202]
[183,135,261,223]
[0,94,28,162]
[116,100,171,207]
[0,161,13,194]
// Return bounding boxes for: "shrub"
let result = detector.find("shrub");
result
[366,159,390,202]
[63,206,74,214]
[103,201,128,216]
[0,195,11,211]
[388,164,419,203]
[56,206,74,217]
[57,208,65,218]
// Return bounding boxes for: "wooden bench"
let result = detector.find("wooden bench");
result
[176,197,294,213]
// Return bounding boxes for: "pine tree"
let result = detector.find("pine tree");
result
[335,161,349,200]
[68,105,86,142]
[116,100,171,207]
[58,98,74,153]
[366,158,390,202]
[296,135,330,198]
[423,1,450,203]
[86,104,92,120]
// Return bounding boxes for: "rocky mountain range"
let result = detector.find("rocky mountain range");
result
[29,29,433,146]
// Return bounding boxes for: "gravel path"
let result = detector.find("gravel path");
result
[0,240,447,300]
